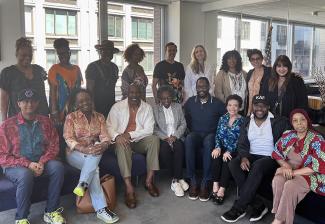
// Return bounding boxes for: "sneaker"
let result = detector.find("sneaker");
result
[199,186,210,202]
[43,207,66,224]
[97,207,119,224]
[249,205,268,222]
[171,181,184,197]
[179,179,189,191]
[15,219,30,224]
[188,185,199,200]
[73,182,87,197]
[221,207,246,223]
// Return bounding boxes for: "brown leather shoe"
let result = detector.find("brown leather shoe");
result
[145,183,159,197]
[125,192,137,209]
[199,186,210,202]
[188,186,199,200]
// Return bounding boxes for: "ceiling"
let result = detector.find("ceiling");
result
[144,0,325,25]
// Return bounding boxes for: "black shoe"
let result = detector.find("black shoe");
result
[221,207,246,223]
[249,204,268,222]
[215,195,224,205]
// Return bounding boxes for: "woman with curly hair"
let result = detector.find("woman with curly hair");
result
[267,55,308,117]
[121,44,148,101]
[214,50,247,111]
[0,37,49,122]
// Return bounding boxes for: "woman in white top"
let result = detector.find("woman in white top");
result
[214,50,247,111]
[184,45,215,102]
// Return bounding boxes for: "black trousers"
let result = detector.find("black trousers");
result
[159,139,184,179]
[229,154,277,210]
[211,151,236,189]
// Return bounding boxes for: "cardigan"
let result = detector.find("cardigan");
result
[272,130,325,196]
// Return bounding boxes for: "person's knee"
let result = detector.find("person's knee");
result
[228,156,241,172]
[283,180,297,194]
[185,132,198,145]
[46,160,64,174]
[16,168,34,185]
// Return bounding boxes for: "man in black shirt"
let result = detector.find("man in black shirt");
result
[86,40,119,118]
[152,42,185,104]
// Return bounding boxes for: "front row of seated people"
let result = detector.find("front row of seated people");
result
[0,78,324,224]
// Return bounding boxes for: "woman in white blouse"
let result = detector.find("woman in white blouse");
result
[214,50,247,112]
[153,85,189,197]
[184,45,215,102]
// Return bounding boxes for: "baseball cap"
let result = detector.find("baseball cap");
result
[17,88,40,102]
[252,95,268,106]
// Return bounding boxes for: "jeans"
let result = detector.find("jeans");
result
[66,151,107,211]
[229,154,277,210]
[3,160,64,220]
[185,132,215,187]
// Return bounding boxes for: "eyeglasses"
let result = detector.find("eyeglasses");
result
[250,57,262,61]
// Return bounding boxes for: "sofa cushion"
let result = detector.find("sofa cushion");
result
[99,149,147,181]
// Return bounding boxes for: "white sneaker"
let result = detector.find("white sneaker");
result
[179,179,189,191]
[97,207,119,224]
[171,181,185,197]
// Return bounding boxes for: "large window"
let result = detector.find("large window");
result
[276,25,287,46]
[132,17,153,40]
[108,15,123,38]
[271,22,290,64]
[46,50,78,70]
[112,52,124,73]
[25,6,33,34]
[313,27,325,69]
[241,21,250,40]
[292,25,313,77]
[140,52,154,73]
[45,9,77,36]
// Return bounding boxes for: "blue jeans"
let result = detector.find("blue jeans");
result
[185,132,215,187]
[66,151,107,211]
[3,160,64,220]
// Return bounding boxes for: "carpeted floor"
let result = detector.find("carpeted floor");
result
[0,172,315,224]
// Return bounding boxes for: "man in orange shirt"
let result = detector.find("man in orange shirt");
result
[106,84,160,209]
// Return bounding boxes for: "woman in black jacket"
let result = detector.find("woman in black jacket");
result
[267,55,308,118]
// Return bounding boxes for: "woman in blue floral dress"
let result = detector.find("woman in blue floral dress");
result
[211,94,244,204]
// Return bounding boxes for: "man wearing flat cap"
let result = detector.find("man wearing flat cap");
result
[0,89,66,224]
[86,40,120,118]
[221,95,290,223]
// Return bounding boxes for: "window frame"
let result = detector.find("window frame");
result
[45,8,78,37]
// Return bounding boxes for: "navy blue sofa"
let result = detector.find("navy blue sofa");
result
[0,150,147,212]
[258,174,325,224]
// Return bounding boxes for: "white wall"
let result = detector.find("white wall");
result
[167,0,181,61]
[0,0,24,70]
[179,2,205,67]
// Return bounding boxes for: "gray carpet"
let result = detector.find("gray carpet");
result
[0,172,280,224]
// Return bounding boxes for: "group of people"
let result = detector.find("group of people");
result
[0,36,324,224]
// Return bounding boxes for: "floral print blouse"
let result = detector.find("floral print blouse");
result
[215,113,244,153]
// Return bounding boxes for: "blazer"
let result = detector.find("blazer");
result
[153,103,187,140]
[214,69,247,104]
[106,99,154,142]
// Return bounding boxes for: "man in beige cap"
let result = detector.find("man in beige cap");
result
[86,40,120,118]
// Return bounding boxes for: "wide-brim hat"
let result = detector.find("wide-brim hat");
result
[95,40,119,54]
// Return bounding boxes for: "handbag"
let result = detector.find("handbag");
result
[76,174,116,213]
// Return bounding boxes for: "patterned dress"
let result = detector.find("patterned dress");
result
[272,130,325,195]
